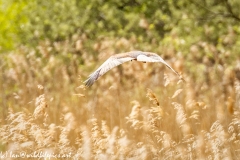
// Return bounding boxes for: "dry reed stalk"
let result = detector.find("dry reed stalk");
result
[146,103,165,137]
[80,126,92,160]
[33,94,47,120]
[0,112,30,145]
[158,131,173,149]
[195,132,205,159]
[227,96,234,115]
[58,127,75,155]
[172,89,183,99]
[164,73,170,87]
[146,88,160,106]
[172,102,191,136]
[206,120,232,159]
[29,124,45,148]
[126,100,142,130]
[91,118,104,156]
[63,112,77,131]
[235,80,240,110]
[105,126,119,158]
[101,121,110,138]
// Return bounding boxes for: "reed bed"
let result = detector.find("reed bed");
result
[0,37,240,159]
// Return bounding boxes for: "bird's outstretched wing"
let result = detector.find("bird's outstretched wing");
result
[84,55,135,87]
[84,51,184,87]
[136,53,180,77]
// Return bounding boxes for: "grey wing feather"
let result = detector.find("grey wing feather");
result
[84,56,135,87]
[137,54,180,76]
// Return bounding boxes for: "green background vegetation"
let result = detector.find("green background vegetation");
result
[1,0,240,52]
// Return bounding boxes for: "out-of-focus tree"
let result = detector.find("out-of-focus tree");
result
[0,0,240,58]
[0,0,26,50]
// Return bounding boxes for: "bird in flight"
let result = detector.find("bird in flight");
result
[84,51,183,87]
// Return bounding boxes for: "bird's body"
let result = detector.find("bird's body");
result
[84,51,181,87]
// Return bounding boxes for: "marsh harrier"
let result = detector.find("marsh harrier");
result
[84,51,182,87]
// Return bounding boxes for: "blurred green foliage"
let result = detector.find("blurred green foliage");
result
[0,0,26,50]
[0,0,240,58]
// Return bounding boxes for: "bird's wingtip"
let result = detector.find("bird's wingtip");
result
[178,74,186,83]
[84,70,101,87]
[84,78,94,87]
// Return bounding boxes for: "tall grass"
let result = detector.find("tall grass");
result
[0,36,240,159]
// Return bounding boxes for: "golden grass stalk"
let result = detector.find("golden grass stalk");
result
[172,102,191,136]
[126,100,142,130]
